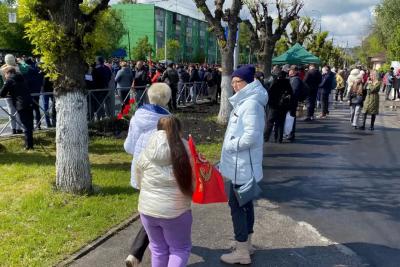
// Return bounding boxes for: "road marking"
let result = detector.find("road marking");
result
[298,221,358,257]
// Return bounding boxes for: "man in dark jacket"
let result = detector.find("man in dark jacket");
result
[24,58,44,129]
[0,67,34,149]
[205,67,218,105]
[91,56,112,119]
[161,63,179,110]
[318,66,334,118]
[304,64,322,121]
[189,65,200,104]
[265,71,293,143]
[288,65,304,141]
[177,66,190,105]
[131,61,150,107]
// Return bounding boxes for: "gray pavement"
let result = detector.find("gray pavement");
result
[263,98,400,267]
[71,198,363,267]
[69,101,374,267]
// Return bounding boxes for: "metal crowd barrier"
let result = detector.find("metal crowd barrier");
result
[0,82,215,136]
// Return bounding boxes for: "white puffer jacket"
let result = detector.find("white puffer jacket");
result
[136,130,191,219]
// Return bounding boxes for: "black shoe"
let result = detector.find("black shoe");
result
[12,129,17,134]
[287,135,295,142]
[303,117,312,122]
[16,129,24,134]
[353,126,358,129]
[369,127,374,131]
[24,146,34,150]
[359,126,365,130]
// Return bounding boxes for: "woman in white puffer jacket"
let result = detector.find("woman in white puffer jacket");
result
[135,116,194,267]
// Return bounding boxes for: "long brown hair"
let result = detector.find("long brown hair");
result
[351,79,364,96]
[157,116,193,197]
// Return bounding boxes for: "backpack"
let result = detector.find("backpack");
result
[279,88,292,109]
[298,80,310,102]
[206,72,215,87]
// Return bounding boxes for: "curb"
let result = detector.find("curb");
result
[55,213,140,267]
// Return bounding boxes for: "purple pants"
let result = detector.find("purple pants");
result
[140,211,192,267]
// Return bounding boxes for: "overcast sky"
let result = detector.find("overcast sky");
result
[110,0,381,47]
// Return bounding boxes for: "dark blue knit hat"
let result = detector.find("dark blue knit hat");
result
[232,65,255,84]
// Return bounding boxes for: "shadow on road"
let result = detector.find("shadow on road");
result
[189,243,400,266]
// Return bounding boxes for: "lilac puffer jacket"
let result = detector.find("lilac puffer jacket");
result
[124,104,170,188]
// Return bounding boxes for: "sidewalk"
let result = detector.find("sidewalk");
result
[70,197,362,267]
[69,104,368,267]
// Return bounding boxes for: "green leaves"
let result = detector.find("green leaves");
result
[18,0,125,81]
[132,35,153,61]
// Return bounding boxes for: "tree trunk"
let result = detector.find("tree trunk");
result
[263,43,276,79]
[55,91,91,193]
[218,49,234,125]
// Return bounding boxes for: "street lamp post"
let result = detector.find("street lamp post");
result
[127,30,131,60]
[164,12,167,62]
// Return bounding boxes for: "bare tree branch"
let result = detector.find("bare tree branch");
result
[193,0,226,45]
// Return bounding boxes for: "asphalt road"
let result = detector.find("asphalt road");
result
[262,102,400,267]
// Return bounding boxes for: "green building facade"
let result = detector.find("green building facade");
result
[112,4,219,63]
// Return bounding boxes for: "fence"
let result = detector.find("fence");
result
[0,81,211,137]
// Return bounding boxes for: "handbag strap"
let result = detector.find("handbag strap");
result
[248,149,255,178]
[234,140,239,185]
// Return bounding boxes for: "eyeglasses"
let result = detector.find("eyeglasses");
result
[231,79,244,86]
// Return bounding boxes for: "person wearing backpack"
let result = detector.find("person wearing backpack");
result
[264,71,293,143]
[348,77,364,129]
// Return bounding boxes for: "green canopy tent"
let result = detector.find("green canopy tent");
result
[272,43,321,65]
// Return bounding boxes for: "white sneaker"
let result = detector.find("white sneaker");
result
[395,99,400,102]
[125,254,141,267]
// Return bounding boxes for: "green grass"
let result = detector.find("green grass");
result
[0,132,138,267]
[0,130,222,267]
[196,142,223,164]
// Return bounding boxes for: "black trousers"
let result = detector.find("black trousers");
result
[129,226,149,262]
[18,107,34,149]
[265,108,286,142]
[32,96,41,126]
[321,92,330,116]
[335,87,345,101]
[229,183,255,242]
[306,89,318,118]
[168,84,178,110]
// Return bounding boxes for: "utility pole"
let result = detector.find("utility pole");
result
[164,11,167,62]
[127,30,131,60]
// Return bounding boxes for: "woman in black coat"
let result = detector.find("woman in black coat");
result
[264,71,293,143]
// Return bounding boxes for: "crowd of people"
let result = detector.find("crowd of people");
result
[1,49,392,266]
[84,58,222,117]
[0,53,223,149]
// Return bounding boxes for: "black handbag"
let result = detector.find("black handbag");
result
[233,142,262,207]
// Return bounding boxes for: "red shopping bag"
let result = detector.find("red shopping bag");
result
[188,135,228,204]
